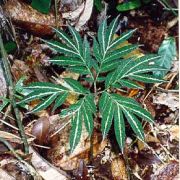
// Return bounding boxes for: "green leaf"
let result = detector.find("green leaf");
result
[104,44,138,63]
[82,104,93,136]
[0,41,17,57]
[68,66,89,74]
[108,29,136,50]
[105,55,164,87]
[93,37,102,62]
[50,56,82,66]
[94,0,104,11]
[119,79,143,89]
[83,36,91,66]
[154,37,176,78]
[24,82,67,92]
[52,28,77,51]
[31,0,51,14]
[98,18,107,55]
[130,74,165,83]
[101,96,114,139]
[106,16,119,49]
[30,93,58,113]
[85,94,96,113]
[0,96,10,111]
[52,92,68,112]
[68,25,83,54]
[43,40,79,57]
[99,92,109,113]
[111,93,154,123]
[122,108,144,141]
[101,59,122,72]
[70,110,82,152]
[64,78,89,94]
[114,106,125,152]
[116,0,142,12]
[18,90,55,104]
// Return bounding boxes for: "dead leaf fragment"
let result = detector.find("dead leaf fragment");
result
[152,161,179,180]
[0,168,15,180]
[30,147,68,180]
[75,0,93,30]
[47,125,107,170]
[153,92,179,111]
[111,156,128,180]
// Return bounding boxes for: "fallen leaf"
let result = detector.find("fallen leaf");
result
[47,125,107,170]
[75,0,93,30]
[3,0,61,36]
[62,2,85,20]
[111,156,128,180]
[153,92,179,111]
[30,147,68,180]
[138,134,160,151]
[0,168,15,180]
[152,161,179,180]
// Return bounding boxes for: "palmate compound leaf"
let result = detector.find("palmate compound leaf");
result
[45,26,94,80]
[94,16,138,74]
[60,94,96,152]
[105,54,167,88]
[99,92,154,151]
[18,80,89,113]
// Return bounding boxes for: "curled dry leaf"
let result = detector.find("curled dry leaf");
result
[31,116,50,145]
[3,0,61,36]
[75,0,93,30]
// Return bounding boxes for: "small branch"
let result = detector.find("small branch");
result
[0,137,22,161]
[0,35,29,154]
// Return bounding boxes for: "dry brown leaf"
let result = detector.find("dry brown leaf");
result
[3,0,61,36]
[153,92,179,111]
[138,134,160,151]
[152,161,179,180]
[11,59,31,81]
[75,0,93,30]
[111,156,128,180]
[47,125,107,170]
[62,2,85,20]
[30,147,68,180]
[0,168,15,180]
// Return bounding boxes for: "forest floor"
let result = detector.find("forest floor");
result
[0,0,179,179]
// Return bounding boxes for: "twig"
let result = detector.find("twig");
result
[0,137,22,161]
[0,35,29,154]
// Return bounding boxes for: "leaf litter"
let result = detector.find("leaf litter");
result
[0,0,179,179]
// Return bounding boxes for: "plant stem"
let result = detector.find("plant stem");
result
[0,35,29,154]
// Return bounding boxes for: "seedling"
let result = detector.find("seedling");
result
[19,17,166,152]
